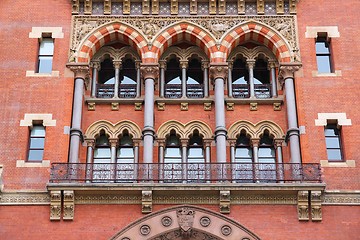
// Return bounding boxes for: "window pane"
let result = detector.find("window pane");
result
[39,38,54,55]
[31,126,45,136]
[38,56,53,73]
[316,56,331,73]
[327,149,342,161]
[315,42,329,54]
[165,148,181,158]
[28,150,44,161]
[325,137,340,149]
[235,148,252,162]
[188,148,203,157]
[29,138,45,148]
[117,148,134,157]
[258,148,275,158]
[94,148,111,158]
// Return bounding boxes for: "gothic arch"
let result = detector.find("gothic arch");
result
[85,120,142,139]
[220,21,292,63]
[227,46,277,63]
[76,22,147,63]
[160,46,209,63]
[157,120,213,139]
[91,46,141,63]
[228,120,285,140]
[150,22,217,63]
[110,205,260,240]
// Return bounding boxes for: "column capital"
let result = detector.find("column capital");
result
[268,61,277,69]
[180,138,189,147]
[85,138,96,148]
[66,63,90,80]
[203,139,212,147]
[113,60,122,69]
[90,61,101,70]
[246,59,256,69]
[209,63,228,83]
[251,138,260,147]
[159,60,167,69]
[201,61,210,70]
[228,139,236,147]
[133,138,142,147]
[109,138,118,147]
[135,60,141,69]
[279,62,302,81]
[157,138,166,147]
[140,63,159,81]
[180,61,188,69]
[274,139,284,148]
[227,61,233,70]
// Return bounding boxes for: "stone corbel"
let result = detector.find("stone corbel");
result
[142,0,150,14]
[84,0,92,15]
[171,0,178,15]
[181,103,188,111]
[204,102,212,111]
[123,0,131,14]
[238,0,245,14]
[311,191,322,221]
[250,102,258,111]
[50,191,62,221]
[135,102,142,111]
[278,63,302,86]
[209,0,216,14]
[220,190,230,214]
[111,102,119,111]
[257,0,265,15]
[63,190,75,220]
[157,102,165,111]
[289,0,297,14]
[104,0,111,15]
[190,0,197,14]
[142,190,153,213]
[72,0,80,14]
[226,102,234,111]
[88,102,95,111]
[276,0,284,14]
[297,190,309,221]
[218,0,226,14]
[152,0,159,14]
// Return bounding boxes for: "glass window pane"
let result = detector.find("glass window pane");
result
[38,56,53,73]
[235,148,252,160]
[165,148,181,158]
[325,137,340,149]
[327,149,342,161]
[188,148,203,157]
[258,148,275,157]
[324,128,337,136]
[31,126,45,136]
[28,150,44,161]
[94,148,111,158]
[315,42,329,54]
[117,148,134,157]
[39,38,54,55]
[316,56,331,73]
[30,138,45,148]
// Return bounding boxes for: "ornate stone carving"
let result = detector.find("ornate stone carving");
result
[84,0,92,15]
[0,192,50,205]
[250,102,258,111]
[209,0,216,14]
[220,190,230,213]
[157,102,165,111]
[289,0,297,14]
[204,102,212,111]
[257,0,265,14]
[142,190,152,213]
[111,102,119,111]
[123,0,130,14]
[190,0,197,14]
[200,216,211,227]
[63,190,75,220]
[75,194,141,204]
[87,102,95,111]
[311,191,322,221]
[180,102,188,111]
[221,225,232,236]
[323,192,360,205]
[209,63,228,83]
[161,216,173,227]
[104,0,111,14]
[153,195,219,204]
[232,194,297,204]
[152,0,159,14]
[176,207,195,238]
[140,224,151,235]
[226,102,234,111]
[297,190,309,221]
[72,0,80,14]
[276,0,284,14]
[140,64,159,81]
[142,0,150,14]
[278,63,302,85]
[50,191,61,221]
[134,102,142,111]
[67,63,90,80]
[218,0,226,14]
[273,102,281,111]
[238,0,245,14]
[170,0,178,15]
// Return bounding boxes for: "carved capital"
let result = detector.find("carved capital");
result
[180,61,188,69]
[109,138,118,147]
[279,62,302,81]
[113,61,122,69]
[50,191,61,221]
[85,138,96,148]
[157,138,166,147]
[209,63,228,83]
[246,60,256,69]
[90,61,101,70]
[251,138,260,147]
[141,63,159,81]
[201,61,210,70]
[203,139,212,147]
[180,138,189,147]
[274,139,283,148]
[220,190,231,213]
[228,139,236,147]
[66,63,90,80]
[142,190,153,213]
[297,190,309,221]
[311,191,322,221]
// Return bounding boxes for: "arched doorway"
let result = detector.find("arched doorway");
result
[110,205,260,240]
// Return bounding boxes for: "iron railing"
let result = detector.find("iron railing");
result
[255,84,272,98]
[233,84,250,98]
[49,163,321,183]
[96,84,115,98]
[164,84,182,98]
[119,84,137,98]
[186,84,204,98]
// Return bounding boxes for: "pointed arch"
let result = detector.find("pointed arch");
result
[76,22,147,63]
[91,46,141,62]
[85,120,142,139]
[228,120,285,140]
[157,120,213,139]
[110,205,260,240]
[228,120,257,139]
[220,21,292,63]
[150,22,217,63]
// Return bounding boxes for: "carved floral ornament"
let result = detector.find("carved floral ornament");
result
[70,15,299,62]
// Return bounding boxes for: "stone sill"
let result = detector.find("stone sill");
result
[225,96,284,105]
[26,70,60,77]
[320,160,355,168]
[16,160,50,168]
[85,97,144,104]
[155,97,214,104]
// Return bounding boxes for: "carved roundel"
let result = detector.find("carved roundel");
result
[140,225,151,236]
[221,225,232,236]
[200,216,211,227]
[161,216,173,227]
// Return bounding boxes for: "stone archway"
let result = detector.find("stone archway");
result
[110,205,260,240]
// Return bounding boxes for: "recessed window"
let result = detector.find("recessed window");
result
[37,37,54,73]
[28,125,46,161]
[325,124,343,161]
[316,36,332,73]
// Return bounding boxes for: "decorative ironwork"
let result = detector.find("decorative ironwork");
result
[165,84,182,98]
[50,163,322,183]
[119,84,137,98]
[254,83,272,98]
[187,84,204,98]
[96,84,115,98]
[232,84,250,98]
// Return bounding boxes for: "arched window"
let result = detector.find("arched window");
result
[232,58,250,98]
[164,130,182,182]
[254,58,271,98]
[234,132,253,182]
[93,131,111,181]
[165,58,182,98]
[188,131,205,182]
[97,58,115,98]
[116,130,135,182]
[258,131,276,182]
[119,58,137,98]
[187,58,204,98]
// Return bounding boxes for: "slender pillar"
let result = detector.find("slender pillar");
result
[247,60,256,98]
[180,61,188,98]
[85,139,95,182]
[210,64,228,164]
[133,139,141,182]
[227,62,233,98]
[181,139,188,182]
[229,140,236,163]
[90,61,100,98]
[158,139,165,183]
[204,139,211,183]
[202,62,209,97]
[135,61,141,98]
[251,139,260,182]
[275,139,284,182]
[109,139,117,164]
[269,61,277,98]
[279,63,302,164]
[141,64,159,165]
[159,61,166,98]
[113,61,121,98]
[67,63,89,163]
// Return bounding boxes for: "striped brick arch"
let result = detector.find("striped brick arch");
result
[77,22,147,63]
[219,21,292,63]
[149,22,217,63]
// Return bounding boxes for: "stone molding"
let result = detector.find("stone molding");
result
[25,70,60,78]
[320,160,356,168]
[278,62,302,83]
[0,192,50,205]
[20,113,56,127]
[315,112,352,126]
[29,27,64,39]
[157,120,213,139]
[84,119,142,139]
[305,26,340,38]
[16,160,51,168]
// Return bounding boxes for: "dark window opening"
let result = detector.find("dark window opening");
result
[232,58,249,98]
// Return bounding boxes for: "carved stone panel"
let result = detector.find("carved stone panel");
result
[297,190,309,221]
[50,191,61,221]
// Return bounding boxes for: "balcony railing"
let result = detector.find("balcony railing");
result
[49,163,321,183]
[96,84,115,98]
[187,84,204,98]
[233,84,250,98]
[119,84,137,98]
[164,84,182,98]
[255,84,272,98]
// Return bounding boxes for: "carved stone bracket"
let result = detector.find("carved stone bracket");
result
[63,190,75,220]
[142,190,152,213]
[180,102,188,111]
[297,190,309,221]
[311,191,322,221]
[250,102,258,111]
[220,190,230,214]
[50,191,62,221]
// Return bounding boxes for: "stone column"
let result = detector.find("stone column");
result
[204,139,212,183]
[227,62,233,98]
[113,61,121,98]
[180,61,188,98]
[133,139,141,182]
[279,63,302,164]
[109,138,117,181]
[158,139,166,183]
[141,64,159,165]
[269,61,277,98]
[229,140,236,163]
[66,63,89,164]
[181,138,188,182]
[210,63,228,164]
[159,61,166,98]
[202,62,210,97]
[90,61,100,98]
[85,138,95,182]
[247,60,256,98]
[275,139,284,182]
[135,61,141,98]
[251,138,260,182]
